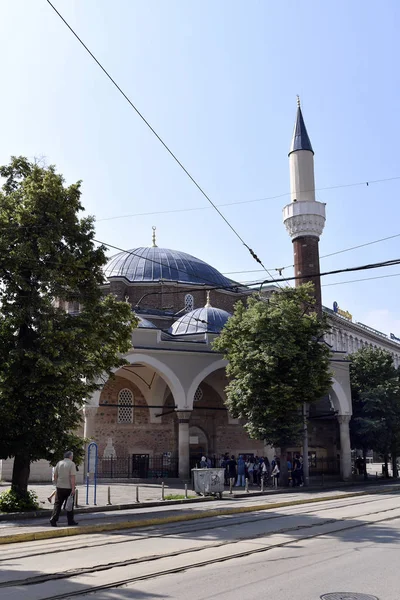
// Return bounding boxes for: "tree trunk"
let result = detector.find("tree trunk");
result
[362,448,368,480]
[11,455,31,497]
[392,451,398,479]
[384,454,389,478]
[279,447,288,486]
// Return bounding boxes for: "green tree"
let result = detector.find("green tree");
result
[350,347,400,478]
[213,284,332,484]
[0,157,136,498]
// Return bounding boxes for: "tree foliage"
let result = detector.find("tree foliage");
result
[350,347,400,469]
[0,157,136,495]
[213,284,332,451]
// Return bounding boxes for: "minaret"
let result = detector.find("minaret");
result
[283,98,326,313]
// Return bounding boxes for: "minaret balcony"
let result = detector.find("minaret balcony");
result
[283,200,326,241]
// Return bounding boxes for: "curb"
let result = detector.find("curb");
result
[1,479,396,522]
[0,495,214,522]
[1,485,399,546]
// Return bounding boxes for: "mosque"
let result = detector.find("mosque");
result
[1,104,400,484]
[79,103,386,484]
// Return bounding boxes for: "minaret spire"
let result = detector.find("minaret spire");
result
[283,99,326,313]
[289,101,314,156]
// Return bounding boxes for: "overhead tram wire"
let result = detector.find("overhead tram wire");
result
[222,231,400,276]
[254,257,400,286]
[95,174,400,223]
[322,272,400,287]
[94,239,400,294]
[46,2,282,289]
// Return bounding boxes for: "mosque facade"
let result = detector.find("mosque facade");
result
[2,106,400,485]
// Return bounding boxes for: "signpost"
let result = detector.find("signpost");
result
[86,441,98,506]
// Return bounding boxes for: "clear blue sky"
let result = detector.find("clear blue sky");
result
[1,0,399,335]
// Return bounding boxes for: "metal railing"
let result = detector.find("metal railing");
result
[97,455,179,479]
[309,457,340,475]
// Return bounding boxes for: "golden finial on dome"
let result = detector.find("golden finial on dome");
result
[205,290,211,308]
[297,94,301,107]
[152,226,157,248]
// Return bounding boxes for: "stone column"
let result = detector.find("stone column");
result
[176,410,191,480]
[83,406,98,441]
[337,415,352,481]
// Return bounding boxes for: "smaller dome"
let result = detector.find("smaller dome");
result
[136,315,157,329]
[170,305,231,336]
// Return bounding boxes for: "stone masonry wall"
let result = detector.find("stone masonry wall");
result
[95,376,177,458]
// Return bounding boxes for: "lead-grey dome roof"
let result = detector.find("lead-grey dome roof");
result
[170,305,231,336]
[104,247,234,287]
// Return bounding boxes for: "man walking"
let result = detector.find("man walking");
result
[49,450,78,527]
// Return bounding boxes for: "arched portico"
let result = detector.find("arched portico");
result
[186,358,227,409]
[330,373,352,481]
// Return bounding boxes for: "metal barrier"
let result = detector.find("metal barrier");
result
[309,457,340,476]
[97,455,179,479]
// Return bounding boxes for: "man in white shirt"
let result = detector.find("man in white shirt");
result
[49,450,78,527]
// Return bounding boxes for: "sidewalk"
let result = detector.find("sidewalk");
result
[1,481,399,546]
[0,476,376,515]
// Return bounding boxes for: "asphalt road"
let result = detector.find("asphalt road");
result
[1,490,399,600]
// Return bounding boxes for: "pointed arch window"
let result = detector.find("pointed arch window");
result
[118,388,134,424]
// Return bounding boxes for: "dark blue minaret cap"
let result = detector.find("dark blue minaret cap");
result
[289,104,314,155]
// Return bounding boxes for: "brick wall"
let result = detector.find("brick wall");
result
[107,281,246,319]
[293,236,322,310]
[96,376,177,458]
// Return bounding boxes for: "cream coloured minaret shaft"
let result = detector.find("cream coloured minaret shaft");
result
[283,99,326,311]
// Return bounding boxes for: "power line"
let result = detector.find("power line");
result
[256,257,400,286]
[96,239,400,292]
[95,175,400,223]
[46,1,276,284]
[321,272,400,287]
[222,232,400,276]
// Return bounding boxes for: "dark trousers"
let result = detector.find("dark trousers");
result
[50,488,74,524]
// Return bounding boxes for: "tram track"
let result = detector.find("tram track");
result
[0,492,395,563]
[2,497,400,599]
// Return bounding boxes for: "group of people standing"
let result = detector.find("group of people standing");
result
[216,453,305,488]
[218,454,281,487]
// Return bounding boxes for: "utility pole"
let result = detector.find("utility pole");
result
[302,402,309,485]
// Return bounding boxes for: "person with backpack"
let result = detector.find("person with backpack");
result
[246,457,254,485]
[271,460,280,486]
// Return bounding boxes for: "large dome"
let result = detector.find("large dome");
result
[170,305,231,336]
[104,247,233,287]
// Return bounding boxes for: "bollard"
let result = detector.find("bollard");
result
[185,484,188,499]
[229,479,233,494]
[107,486,112,506]
[75,489,79,508]
[136,486,139,503]
[260,477,264,492]
[376,471,378,479]
[245,478,249,493]
[161,481,165,501]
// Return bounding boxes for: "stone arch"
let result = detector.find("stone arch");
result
[122,352,186,408]
[330,377,352,416]
[186,358,228,409]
